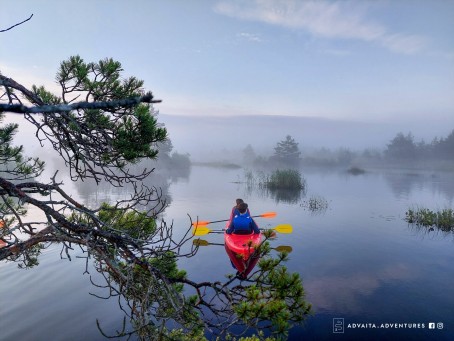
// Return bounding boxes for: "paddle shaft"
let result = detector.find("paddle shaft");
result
[193,212,276,226]
[199,228,271,233]
[196,215,263,225]
[193,224,292,236]
[193,239,292,252]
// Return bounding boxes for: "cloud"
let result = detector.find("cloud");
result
[214,0,427,54]
[323,48,351,57]
[379,33,427,55]
[237,32,263,42]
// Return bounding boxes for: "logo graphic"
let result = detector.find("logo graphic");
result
[333,318,344,333]
[437,323,443,330]
[429,323,435,329]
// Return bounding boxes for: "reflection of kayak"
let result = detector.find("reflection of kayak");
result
[0,220,5,248]
[224,221,262,278]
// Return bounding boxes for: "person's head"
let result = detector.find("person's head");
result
[238,202,248,214]
[236,198,244,207]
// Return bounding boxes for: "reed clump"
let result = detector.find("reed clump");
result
[405,207,454,231]
[262,169,306,190]
[301,195,329,213]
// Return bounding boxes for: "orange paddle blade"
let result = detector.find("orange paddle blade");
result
[260,212,277,218]
[191,221,210,227]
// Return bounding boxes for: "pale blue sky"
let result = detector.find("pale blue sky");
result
[1,0,454,125]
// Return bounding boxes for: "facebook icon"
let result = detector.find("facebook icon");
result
[333,318,344,333]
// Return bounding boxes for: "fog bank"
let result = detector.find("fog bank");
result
[159,114,454,161]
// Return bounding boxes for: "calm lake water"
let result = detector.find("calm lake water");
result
[1,165,453,340]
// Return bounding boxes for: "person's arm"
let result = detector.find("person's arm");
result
[226,220,234,234]
[251,218,260,234]
[229,207,235,222]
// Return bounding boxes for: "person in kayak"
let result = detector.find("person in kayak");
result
[226,202,260,235]
[229,198,250,221]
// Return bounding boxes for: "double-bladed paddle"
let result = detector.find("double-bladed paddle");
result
[192,238,293,253]
[192,211,276,227]
[192,224,293,236]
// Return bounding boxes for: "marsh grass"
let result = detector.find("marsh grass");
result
[244,169,307,204]
[405,207,454,232]
[261,169,306,190]
[300,195,329,214]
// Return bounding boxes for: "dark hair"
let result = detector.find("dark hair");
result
[236,198,244,206]
[238,202,248,214]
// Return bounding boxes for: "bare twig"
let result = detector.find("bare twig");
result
[0,14,33,33]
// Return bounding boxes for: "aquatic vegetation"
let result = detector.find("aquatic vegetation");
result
[405,207,454,231]
[347,166,366,175]
[263,169,306,190]
[243,169,307,204]
[300,195,329,213]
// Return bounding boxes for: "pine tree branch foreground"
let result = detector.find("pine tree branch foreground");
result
[0,56,311,340]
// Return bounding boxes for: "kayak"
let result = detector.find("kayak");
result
[224,220,262,278]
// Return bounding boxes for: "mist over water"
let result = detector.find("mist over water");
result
[158,114,454,161]
[4,113,454,167]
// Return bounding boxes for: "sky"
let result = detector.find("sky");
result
[1,0,454,155]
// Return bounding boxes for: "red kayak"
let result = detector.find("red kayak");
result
[224,220,262,278]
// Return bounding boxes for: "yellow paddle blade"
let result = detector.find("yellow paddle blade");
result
[191,221,210,227]
[274,245,293,253]
[260,212,277,218]
[193,239,209,246]
[192,226,211,236]
[272,224,293,234]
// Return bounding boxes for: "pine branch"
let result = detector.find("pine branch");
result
[0,92,161,114]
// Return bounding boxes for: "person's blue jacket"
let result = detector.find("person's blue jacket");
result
[229,206,250,222]
[226,212,260,234]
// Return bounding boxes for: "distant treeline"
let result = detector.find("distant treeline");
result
[384,131,453,162]
[242,130,454,170]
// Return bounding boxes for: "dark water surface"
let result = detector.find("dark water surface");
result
[1,166,453,340]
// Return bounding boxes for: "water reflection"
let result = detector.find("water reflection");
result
[193,238,261,279]
[224,237,261,279]
[265,187,304,204]
[75,170,173,210]
[384,170,454,202]
[305,263,417,314]
[407,222,454,241]
[47,156,191,211]
[242,180,307,205]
